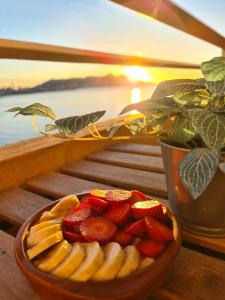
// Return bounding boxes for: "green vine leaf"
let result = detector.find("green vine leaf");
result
[206,80,225,97]
[201,57,225,81]
[7,103,56,120]
[151,79,205,100]
[170,117,197,143]
[55,111,105,135]
[210,97,225,112]
[173,90,210,107]
[189,109,225,149]
[45,124,58,132]
[179,148,220,199]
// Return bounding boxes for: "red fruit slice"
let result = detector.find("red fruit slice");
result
[106,190,132,202]
[90,189,108,199]
[130,190,147,205]
[80,217,117,243]
[63,231,84,243]
[104,203,130,225]
[131,200,163,219]
[145,217,174,242]
[114,230,134,247]
[125,219,145,237]
[80,195,91,205]
[63,205,92,229]
[88,196,109,213]
[137,238,166,258]
[156,206,172,228]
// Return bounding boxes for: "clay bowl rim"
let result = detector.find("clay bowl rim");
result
[15,191,182,297]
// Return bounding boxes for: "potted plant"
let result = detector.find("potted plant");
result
[8,57,225,237]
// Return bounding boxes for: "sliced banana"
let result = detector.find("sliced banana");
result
[29,218,62,234]
[27,224,61,248]
[27,231,63,260]
[52,243,85,278]
[117,245,140,278]
[36,240,72,272]
[139,257,155,269]
[70,242,104,282]
[39,195,79,223]
[92,242,125,281]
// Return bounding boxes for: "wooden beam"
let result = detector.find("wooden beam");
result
[0,38,199,68]
[111,0,225,49]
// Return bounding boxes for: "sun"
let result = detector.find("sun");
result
[123,66,153,82]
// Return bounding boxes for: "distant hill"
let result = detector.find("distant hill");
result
[0,74,145,97]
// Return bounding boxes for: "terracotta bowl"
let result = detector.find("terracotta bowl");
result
[15,192,182,300]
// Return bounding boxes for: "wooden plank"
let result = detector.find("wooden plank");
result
[154,247,225,300]
[62,160,167,197]
[25,172,113,199]
[0,38,199,69]
[108,143,162,157]
[0,188,50,226]
[0,230,40,300]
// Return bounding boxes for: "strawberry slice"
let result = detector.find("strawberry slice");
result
[90,189,108,199]
[156,206,172,228]
[106,190,132,202]
[80,217,117,243]
[80,195,91,205]
[145,217,174,242]
[88,196,109,213]
[130,190,147,205]
[63,204,92,229]
[137,238,166,258]
[63,231,84,243]
[104,203,130,225]
[125,219,145,237]
[131,200,163,219]
[114,230,134,247]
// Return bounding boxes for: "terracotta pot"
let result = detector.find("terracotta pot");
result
[161,142,225,237]
[15,192,182,300]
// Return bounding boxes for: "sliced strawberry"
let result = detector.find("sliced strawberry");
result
[106,190,132,202]
[80,195,91,205]
[104,203,130,225]
[137,238,166,258]
[114,229,134,247]
[90,189,108,199]
[131,200,163,219]
[125,219,145,237]
[63,204,92,229]
[130,190,147,205]
[88,196,109,213]
[145,217,174,242]
[63,231,84,243]
[80,217,117,244]
[156,206,172,228]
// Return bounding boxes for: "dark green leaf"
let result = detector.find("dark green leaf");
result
[210,97,225,112]
[201,57,225,81]
[189,109,225,149]
[170,117,197,143]
[219,162,225,173]
[174,90,210,106]
[206,80,225,97]
[151,79,205,100]
[55,111,105,135]
[179,148,220,199]
[6,107,23,112]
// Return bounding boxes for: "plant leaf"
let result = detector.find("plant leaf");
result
[219,162,225,174]
[210,96,225,112]
[6,107,23,112]
[151,79,205,100]
[201,57,225,81]
[206,80,225,97]
[190,108,225,149]
[179,148,220,199]
[55,110,105,135]
[170,117,197,143]
[45,124,58,132]
[7,103,57,120]
[173,90,210,107]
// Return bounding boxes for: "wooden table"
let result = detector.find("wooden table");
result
[0,142,225,300]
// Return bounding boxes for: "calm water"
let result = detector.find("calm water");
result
[0,85,156,146]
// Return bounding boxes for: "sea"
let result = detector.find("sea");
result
[0,85,156,146]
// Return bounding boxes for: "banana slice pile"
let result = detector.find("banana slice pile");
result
[26,194,155,281]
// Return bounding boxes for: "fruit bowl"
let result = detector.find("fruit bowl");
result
[15,190,182,300]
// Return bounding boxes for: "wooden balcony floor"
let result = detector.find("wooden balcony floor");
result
[0,142,225,300]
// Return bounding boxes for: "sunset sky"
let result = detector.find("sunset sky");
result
[0,0,224,88]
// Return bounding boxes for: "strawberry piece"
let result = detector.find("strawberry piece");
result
[63,231,84,243]
[63,204,92,229]
[88,196,109,213]
[106,190,132,202]
[131,200,163,219]
[80,195,91,205]
[90,189,108,199]
[114,230,134,247]
[156,206,172,228]
[104,203,130,225]
[145,217,174,242]
[130,190,147,205]
[125,219,145,237]
[80,217,117,243]
[137,238,166,258]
